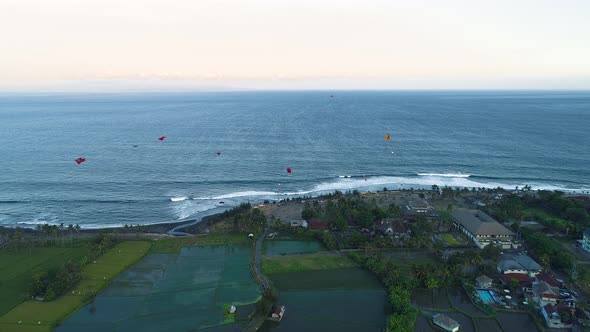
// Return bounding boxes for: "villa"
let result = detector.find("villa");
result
[403,199,437,217]
[533,280,560,305]
[475,275,493,289]
[452,209,515,249]
[289,220,308,228]
[497,254,542,277]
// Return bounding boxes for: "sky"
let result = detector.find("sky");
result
[1,0,589,91]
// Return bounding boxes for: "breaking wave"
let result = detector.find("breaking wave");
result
[417,173,471,178]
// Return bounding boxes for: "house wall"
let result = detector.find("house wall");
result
[583,234,590,253]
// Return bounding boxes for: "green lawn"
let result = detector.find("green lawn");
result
[150,232,250,253]
[0,245,91,317]
[0,241,151,332]
[262,253,358,275]
[440,233,461,247]
[522,207,571,230]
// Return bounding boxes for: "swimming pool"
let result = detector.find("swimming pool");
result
[477,289,495,304]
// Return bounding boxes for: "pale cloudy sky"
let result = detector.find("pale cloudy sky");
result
[1,0,589,91]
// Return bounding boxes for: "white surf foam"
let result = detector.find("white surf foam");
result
[170,196,189,202]
[417,173,471,178]
[196,191,278,200]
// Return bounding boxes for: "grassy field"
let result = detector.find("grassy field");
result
[382,253,440,275]
[262,253,358,275]
[149,232,250,253]
[0,244,91,317]
[0,241,151,332]
[440,233,461,247]
[522,207,571,230]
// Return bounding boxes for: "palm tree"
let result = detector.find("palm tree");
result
[67,224,74,245]
[59,223,65,245]
[540,254,551,272]
[51,225,58,245]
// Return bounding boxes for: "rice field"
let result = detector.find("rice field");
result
[261,253,357,275]
[55,245,259,332]
[0,241,150,332]
[0,245,91,316]
[263,240,323,256]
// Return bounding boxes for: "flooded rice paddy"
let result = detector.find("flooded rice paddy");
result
[260,267,390,332]
[263,240,323,256]
[57,245,259,332]
[412,288,538,332]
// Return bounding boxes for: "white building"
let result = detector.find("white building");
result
[452,209,515,249]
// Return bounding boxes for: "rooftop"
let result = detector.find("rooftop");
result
[433,314,460,330]
[498,254,542,273]
[452,209,514,236]
[533,281,560,298]
[476,275,493,284]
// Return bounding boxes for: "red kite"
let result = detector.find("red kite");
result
[286,168,292,174]
[158,136,166,141]
[75,157,86,165]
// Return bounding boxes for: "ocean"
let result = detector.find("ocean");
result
[0,91,589,229]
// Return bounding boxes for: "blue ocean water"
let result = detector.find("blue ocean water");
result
[0,91,589,228]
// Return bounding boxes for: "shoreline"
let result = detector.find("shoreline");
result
[2,189,589,236]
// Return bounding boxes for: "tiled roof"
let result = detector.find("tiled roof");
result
[452,209,514,236]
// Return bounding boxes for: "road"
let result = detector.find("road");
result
[243,228,271,332]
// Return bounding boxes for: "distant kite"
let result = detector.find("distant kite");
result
[158,136,166,141]
[74,157,86,165]
[286,168,292,174]
[217,152,221,156]
[385,134,391,141]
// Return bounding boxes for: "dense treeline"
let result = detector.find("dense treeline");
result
[348,247,503,331]
[230,207,267,234]
[301,195,402,229]
[348,253,417,332]
[31,261,82,301]
[30,234,117,301]
[519,228,573,271]
[487,191,590,233]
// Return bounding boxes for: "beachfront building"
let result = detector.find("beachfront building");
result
[582,229,590,253]
[432,314,460,332]
[289,220,308,228]
[403,199,438,218]
[475,275,493,289]
[452,209,515,249]
[533,281,560,305]
[497,254,542,277]
[377,218,410,238]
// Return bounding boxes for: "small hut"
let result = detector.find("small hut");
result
[476,275,493,289]
[433,314,460,332]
